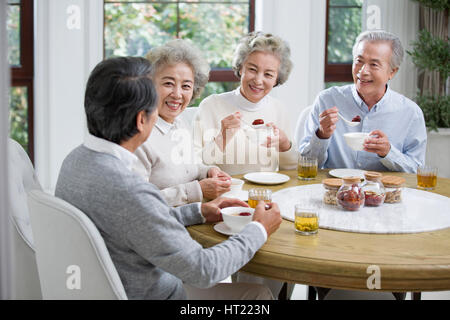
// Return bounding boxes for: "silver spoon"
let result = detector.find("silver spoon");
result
[338,112,360,127]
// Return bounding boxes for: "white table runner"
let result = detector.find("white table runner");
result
[273,184,450,234]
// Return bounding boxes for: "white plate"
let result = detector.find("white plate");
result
[329,168,365,179]
[220,190,248,201]
[213,222,236,236]
[243,172,290,185]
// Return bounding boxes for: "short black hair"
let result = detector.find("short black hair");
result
[84,56,158,144]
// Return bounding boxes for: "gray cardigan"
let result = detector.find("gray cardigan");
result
[55,145,265,300]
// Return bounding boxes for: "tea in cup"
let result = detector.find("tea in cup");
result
[248,188,272,208]
[294,203,319,235]
[417,166,437,190]
[297,156,318,180]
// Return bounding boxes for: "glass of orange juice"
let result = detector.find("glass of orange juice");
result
[417,166,438,190]
[248,189,272,208]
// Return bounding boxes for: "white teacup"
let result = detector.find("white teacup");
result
[229,178,244,195]
[221,207,255,233]
[343,132,370,151]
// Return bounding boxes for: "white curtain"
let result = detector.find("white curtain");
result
[0,0,14,299]
[362,0,420,100]
[418,5,448,96]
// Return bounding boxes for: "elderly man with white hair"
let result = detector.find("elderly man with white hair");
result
[298,30,427,173]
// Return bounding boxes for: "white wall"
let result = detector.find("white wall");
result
[34,0,103,192]
[363,0,419,100]
[256,0,326,129]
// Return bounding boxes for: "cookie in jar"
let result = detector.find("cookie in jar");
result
[381,176,405,203]
[322,178,343,206]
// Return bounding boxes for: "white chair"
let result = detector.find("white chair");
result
[27,190,127,300]
[294,105,313,148]
[8,138,42,299]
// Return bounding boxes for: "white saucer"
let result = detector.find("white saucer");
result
[220,190,248,201]
[329,168,365,179]
[213,222,236,236]
[243,172,290,185]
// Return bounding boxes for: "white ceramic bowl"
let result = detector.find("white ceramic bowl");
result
[246,126,272,144]
[221,207,255,232]
[229,178,244,194]
[343,132,370,151]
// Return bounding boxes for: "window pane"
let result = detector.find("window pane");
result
[9,87,28,152]
[104,2,249,69]
[191,82,239,107]
[180,3,249,69]
[330,0,362,6]
[104,3,178,57]
[7,3,21,66]
[327,7,362,64]
[105,0,176,2]
[104,1,252,98]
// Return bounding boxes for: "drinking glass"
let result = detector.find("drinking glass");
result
[417,166,437,190]
[297,156,318,180]
[294,202,319,235]
[248,188,272,208]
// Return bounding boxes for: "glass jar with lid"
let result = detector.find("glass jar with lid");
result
[336,176,365,211]
[381,176,406,203]
[361,171,386,207]
[322,178,343,206]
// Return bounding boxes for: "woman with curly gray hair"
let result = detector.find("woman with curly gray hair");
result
[194,31,297,176]
[134,39,232,207]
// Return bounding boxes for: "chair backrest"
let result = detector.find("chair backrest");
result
[178,107,198,129]
[8,138,42,299]
[294,105,313,148]
[27,190,128,300]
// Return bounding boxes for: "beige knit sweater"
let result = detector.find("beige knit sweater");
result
[193,88,297,175]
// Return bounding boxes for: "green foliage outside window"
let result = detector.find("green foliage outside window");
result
[9,87,29,152]
[7,3,20,66]
[7,2,28,152]
[327,0,363,64]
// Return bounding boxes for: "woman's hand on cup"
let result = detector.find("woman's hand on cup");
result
[199,177,232,200]
[207,167,231,181]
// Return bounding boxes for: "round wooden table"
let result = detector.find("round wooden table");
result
[187,170,450,292]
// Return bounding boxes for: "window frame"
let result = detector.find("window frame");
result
[9,0,34,162]
[324,0,361,83]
